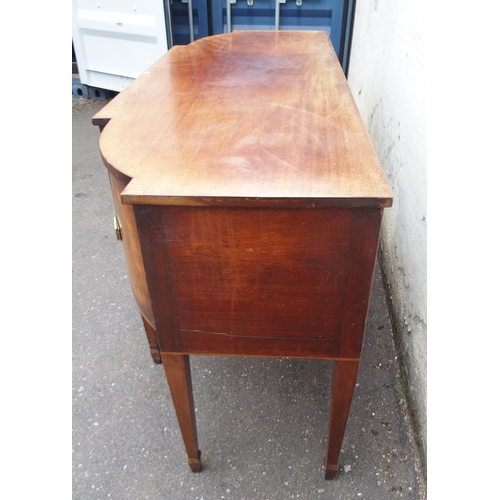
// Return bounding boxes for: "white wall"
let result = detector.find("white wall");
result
[347,0,427,461]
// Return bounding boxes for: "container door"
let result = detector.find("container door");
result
[72,0,169,92]
[210,0,353,72]
[169,0,209,45]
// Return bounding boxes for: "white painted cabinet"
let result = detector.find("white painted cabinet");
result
[72,0,169,92]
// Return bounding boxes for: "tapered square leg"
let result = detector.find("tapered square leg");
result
[162,353,201,472]
[141,314,162,364]
[324,359,360,480]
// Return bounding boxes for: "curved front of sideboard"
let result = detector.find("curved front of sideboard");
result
[108,170,161,363]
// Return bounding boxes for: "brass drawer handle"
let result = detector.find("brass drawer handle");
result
[113,213,122,241]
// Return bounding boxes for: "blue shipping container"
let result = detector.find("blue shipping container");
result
[166,0,355,73]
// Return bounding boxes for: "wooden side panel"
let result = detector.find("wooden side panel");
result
[338,208,382,358]
[134,205,382,360]
[163,207,351,345]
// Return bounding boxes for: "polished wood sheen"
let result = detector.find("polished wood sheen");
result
[93,30,393,479]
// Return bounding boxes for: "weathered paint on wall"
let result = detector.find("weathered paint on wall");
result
[347,0,426,463]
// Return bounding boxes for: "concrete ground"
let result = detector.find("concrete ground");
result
[72,97,426,499]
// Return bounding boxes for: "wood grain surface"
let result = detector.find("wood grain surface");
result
[133,204,382,360]
[93,31,393,208]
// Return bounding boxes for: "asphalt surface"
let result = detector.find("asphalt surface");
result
[72,97,426,499]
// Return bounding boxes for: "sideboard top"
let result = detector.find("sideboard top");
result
[93,31,393,208]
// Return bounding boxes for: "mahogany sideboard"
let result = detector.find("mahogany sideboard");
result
[92,31,393,480]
